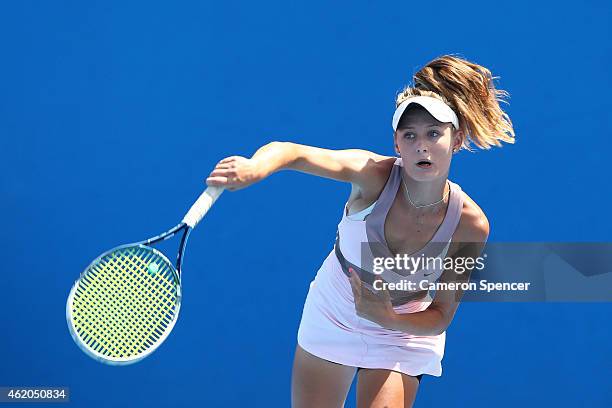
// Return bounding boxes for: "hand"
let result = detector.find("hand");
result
[206,156,267,191]
[348,268,397,329]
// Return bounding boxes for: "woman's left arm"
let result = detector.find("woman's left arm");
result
[383,212,490,336]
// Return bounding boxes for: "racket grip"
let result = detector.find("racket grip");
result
[182,186,225,228]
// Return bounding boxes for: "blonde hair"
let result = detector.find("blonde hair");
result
[396,54,516,151]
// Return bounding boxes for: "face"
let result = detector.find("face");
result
[394,106,462,181]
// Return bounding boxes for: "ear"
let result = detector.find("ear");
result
[452,129,464,153]
[393,131,400,155]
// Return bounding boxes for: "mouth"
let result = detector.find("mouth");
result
[415,160,432,169]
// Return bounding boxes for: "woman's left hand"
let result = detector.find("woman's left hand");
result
[348,268,397,329]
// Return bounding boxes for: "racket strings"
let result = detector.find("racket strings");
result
[96,248,175,354]
[70,246,179,359]
[75,250,174,357]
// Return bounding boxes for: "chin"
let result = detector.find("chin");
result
[411,174,439,182]
[407,166,440,181]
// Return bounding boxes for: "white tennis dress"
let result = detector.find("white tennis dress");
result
[297,157,464,377]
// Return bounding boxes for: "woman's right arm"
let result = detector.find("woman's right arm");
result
[206,141,390,193]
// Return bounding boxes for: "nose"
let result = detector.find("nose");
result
[416,145,428,154]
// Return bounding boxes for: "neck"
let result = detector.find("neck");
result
[400,170,450,209]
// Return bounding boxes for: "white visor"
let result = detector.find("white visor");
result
[392,96,459,131]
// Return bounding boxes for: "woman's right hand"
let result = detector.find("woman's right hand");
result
[205,155,267,191]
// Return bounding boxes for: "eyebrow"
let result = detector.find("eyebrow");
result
[398,124,443,130]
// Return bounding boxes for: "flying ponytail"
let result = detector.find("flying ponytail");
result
[396,54,516,151]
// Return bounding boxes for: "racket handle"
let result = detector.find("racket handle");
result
[182,186,225,228]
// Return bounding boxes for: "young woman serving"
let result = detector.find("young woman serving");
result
[206,55,515,408]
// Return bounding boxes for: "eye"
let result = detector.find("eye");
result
[403,132,415,139]
[429,130,440,137]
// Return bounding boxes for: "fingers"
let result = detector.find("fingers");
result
[351,272,391,302]
[348,269,365,318]
[214,162,232,170]
[205,156,246,189]
[212,157,239,173]
[206,176,234,186]
[208,168,236,179]
[349,268,385,298]
[348,268,362,300]
[219,155,241,164]
[216,154,245,170]
[349,270,394,325]
[376,285,392,304]
[206,169,238,187]
[373,277,391,300]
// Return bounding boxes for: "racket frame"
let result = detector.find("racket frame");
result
[142,222,192,280]
[67,185,224,365]
[66,223,191,365]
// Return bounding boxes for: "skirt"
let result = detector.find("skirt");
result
[297,250,446,377]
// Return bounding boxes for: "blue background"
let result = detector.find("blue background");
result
[1,1,610,406]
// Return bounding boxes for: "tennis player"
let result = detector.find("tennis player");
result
[206,55,515,407]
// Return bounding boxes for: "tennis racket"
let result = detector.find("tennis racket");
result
[66,186,224,365]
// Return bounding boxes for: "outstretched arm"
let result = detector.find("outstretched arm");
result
[206,141,390,193]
